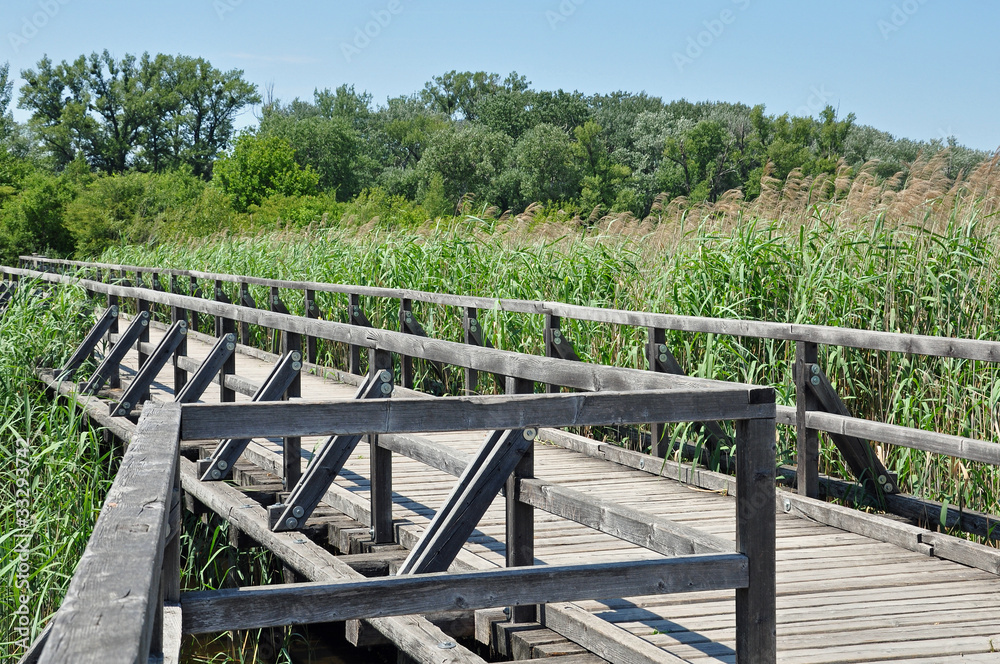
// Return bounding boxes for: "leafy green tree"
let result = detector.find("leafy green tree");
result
[18,52,258,176]
[421,71,529,121]
[213,133,319,212]
[260,110,360,199]
[572,121,633,212]
[0,172,74,263]
[505,123,580,207]
[416,124,512,207]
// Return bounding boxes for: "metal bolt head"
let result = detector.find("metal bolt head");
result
[141,319,148,327]
[810,364,820,375]
[292,362,302,371]
[658,353,668,363]
[783,498,792,512]
[225,333,236,343]
[639,459,645,470]
[404,311,413,320]
[810,375,820,386]
[110,306,119,316]
[437,641,456,650]
[380,382,393,395]
[178,320,187,329]
[658,344,668,354]
[878,475,888,484]
[379,369,392,383]
[292,351,301,362]
[468,318,478,329]
[285,517,298,529]
[121,401,130,411]
[226,342,235,351]
[217,460,228,471]
[210,469,222,480]
[292,506,305,518]
[523,428,537,441]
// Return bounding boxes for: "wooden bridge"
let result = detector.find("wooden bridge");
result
[7,256,1000,664]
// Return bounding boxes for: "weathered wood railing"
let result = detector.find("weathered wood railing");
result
[15,255,1000,538]
[11,264,780,663]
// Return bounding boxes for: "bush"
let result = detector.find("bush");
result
[213,133,320,212]
[0,172,73,263]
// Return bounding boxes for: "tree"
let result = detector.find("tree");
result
[18,52,259,176]
[0,61,15,143]
[0,172,74,263]
[416,124,512,208]
[213,133,319,212]
[421,71,529,121]
[260,108,360,199]
[505,123,580,207]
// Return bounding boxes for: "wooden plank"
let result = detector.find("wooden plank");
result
[180,554,749,634]
[807,409,1000,466]
[735,417,776,664]
[38,403,181,664]
[505,376,536,623]
[795,341,819,497]
[179,388,775,441]
[541,604,689,664]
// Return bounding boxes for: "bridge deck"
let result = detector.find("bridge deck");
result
[113,324,1000,663]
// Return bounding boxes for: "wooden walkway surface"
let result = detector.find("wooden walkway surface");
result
[115,324,1000,664]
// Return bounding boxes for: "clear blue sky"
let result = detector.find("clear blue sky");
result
[2,0,997,150]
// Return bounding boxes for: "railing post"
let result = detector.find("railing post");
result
[735,415,777,663]
[136,290,151,382]
[647,326,670,457]
[216,280,235,403]
[278,287,302,489]
[505,375,535,623]
[795,341,820,498]
[188,276,200,334]
[304,289,318,364]
[348,293,366,375]
[170,275,188,395]
[107,289,121,390]
[463,307,479,395]
[399,298,415,389]
[543,313,560,394]
[369,348,394,544]
[239,281,252,346]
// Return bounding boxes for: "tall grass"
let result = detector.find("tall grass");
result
[0,283,111,662]
[100,201,1000,525]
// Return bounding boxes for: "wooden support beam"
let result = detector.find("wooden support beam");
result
[57,305,120,381]
[173,333,236,404]
[188,276,200,334]
[136,294,151,370]
[348,293,371,375]
[36,403,180,664]
[111,320,188,417]
[238,282,255,346]
[277,289,302,489]
[197,352,301,481]
[795,341,820,498]
[369,348,395,544]
[267,370,393,532]
[170,276,188,395]
[805,362,898,495]
[179,388,776,441]
[505,376,535,623]
[304,288,318,363]
[80,310,150,395]
[734,417,777,664]
[398,427,535,575]
[179,554,749,635]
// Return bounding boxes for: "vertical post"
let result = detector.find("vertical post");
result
[279,287,302,488]
[399,298,415,389]
[217,281,235,403]
[369,348,394,544]
[189,276,200,334]
[136,294,150,381]
[239,281,251,346]
[304,289,318,364]
[348,293,362,375]
[647,327,668,457]
[795,341,820,498]
[107,292,121,389]
[543,314,560,394]
[171,276,188,395]
[735,416,777,663]
[463,307,479,395]
[505,375,535,623]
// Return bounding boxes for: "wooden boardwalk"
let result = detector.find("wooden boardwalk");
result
[115,323,1000,664]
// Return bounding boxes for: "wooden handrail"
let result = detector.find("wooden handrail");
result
[20,254,1000,362]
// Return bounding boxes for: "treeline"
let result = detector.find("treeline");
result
[0,54,991,263]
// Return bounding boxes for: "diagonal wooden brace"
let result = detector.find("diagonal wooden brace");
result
[57,305,119,382]
[197,351,302,481]
[80,310,151,395]
[111,319,188,417]
[174,333,237,404]
[268,370,394,532]
[397,427,536,575]
[804,362,898,495]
